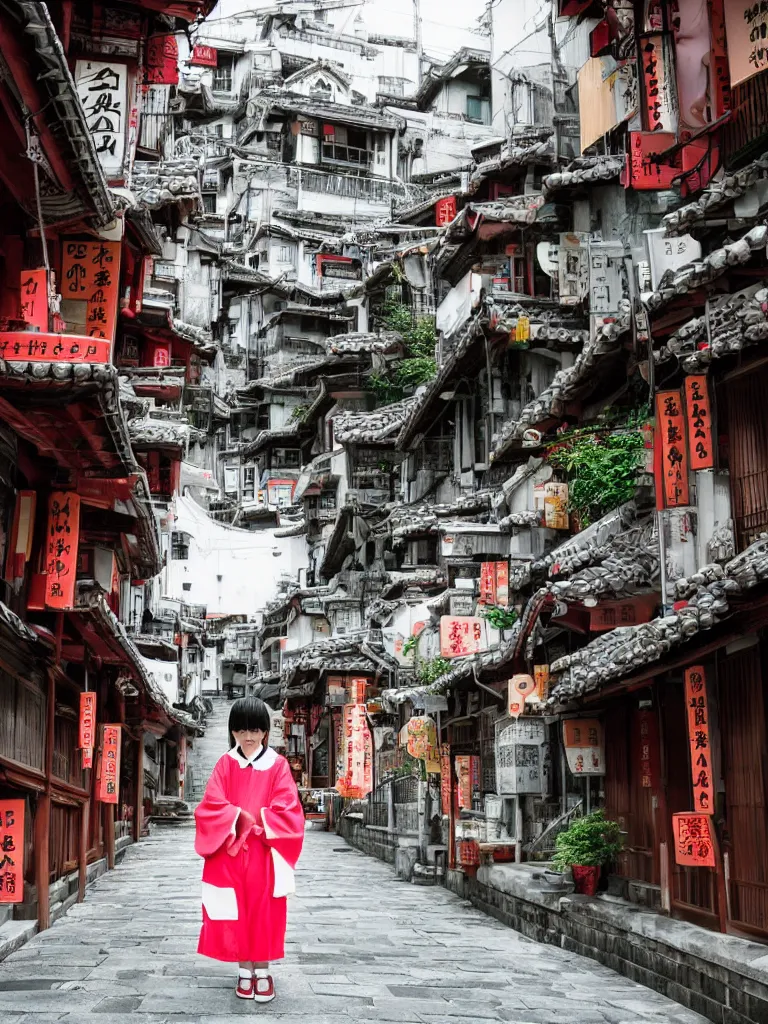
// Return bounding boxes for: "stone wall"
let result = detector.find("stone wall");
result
[340,821,768,1024]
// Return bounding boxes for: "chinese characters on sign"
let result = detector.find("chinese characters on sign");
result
[684,376,714,469]
[45,492,80,610]
[563,719,605,775]
[61,240,121,345]
[435,196,457,226]
[336,704,372,799]
[0,331,110,364]
[625,131,677,190]
[635,709,660,788]
[406,717,440,773]
[440,616,486,658]
[440,744,452,815]
[0,801,24,903]
[544,483,569,530]
[19,269,48,331]
[479,562,497,606]
[641,34,676,133]
[672,812,716,867]
[644,229,702,291]
[655,390,690,507]
[145,35,179,85]
[79,692,96,770]
[685,665,713,814]
[723,0,768,85]
[455,755,480,809]
[98,725,122,804]
[190,44,218,67]
[496,561,509,607]
[589,595,657,631]
[74,61,128,179]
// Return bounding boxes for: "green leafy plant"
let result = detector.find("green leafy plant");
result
[288,404,309,424]
[368,301,437,403]
[418,656,451,686]
[481,605,518,631]
[546,429,645,527]
[552,810,623,870]
[402,634,419,658]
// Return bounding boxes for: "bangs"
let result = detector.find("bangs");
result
[228,696,271,746]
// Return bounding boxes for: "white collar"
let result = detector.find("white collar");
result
[227,745,278,771]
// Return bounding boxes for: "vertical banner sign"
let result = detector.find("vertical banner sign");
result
[336,705,372,799]
[496,560,509,607]
[684,376,714,469]
[145,35,179,85]
[641,35,676,133]
[406,717,440,773]
[45,492,80,610]
[455,755,479,809]
[672,812,716,867]
[655,390,689,507]
[479,562,497,605]
[684,666,712,814]
[61,240,121,346]
[79,692,96,770]
[19,269,48,330]
[5,490,36,584]
[440,616,486,658]
[435,196,457,226]
[98,724,122,804]
[534,664,550,701]
[563,719,606,775]
[0,800,24,903]
[74,61,128,179]
[440,744,452,815]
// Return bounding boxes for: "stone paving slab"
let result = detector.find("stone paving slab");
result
[0,822,712,1023]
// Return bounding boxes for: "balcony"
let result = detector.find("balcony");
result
[321,142,373,169]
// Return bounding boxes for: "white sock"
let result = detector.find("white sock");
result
[254,968,269,979]
[238,968,252,979]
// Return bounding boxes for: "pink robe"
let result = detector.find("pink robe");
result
[194,746,304,963]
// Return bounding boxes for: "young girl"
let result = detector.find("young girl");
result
[194,697,304,1002]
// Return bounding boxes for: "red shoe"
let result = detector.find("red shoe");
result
[253,974,275,1003]
[236,974,254,1000]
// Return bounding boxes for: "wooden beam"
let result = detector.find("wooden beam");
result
[34,793,51,931]
[78,801,88,903]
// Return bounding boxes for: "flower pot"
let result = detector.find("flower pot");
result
[571,864,600,896]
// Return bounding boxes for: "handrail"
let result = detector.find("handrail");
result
[525,800,583,854]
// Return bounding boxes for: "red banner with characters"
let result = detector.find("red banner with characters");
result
[684,666,713,814]
[479,562,497,606]
[145,34,179,85]
[61,240,121,345]
[655,390,690,507]
[98,725,122,804]
[440,616,485,658]
[0,800,24,903]
[672,812,716,867]
[440,744,452,815]
[336,705,372,799]
[684,376,714,470]
[45,491,80,610]
[79,691,96,769]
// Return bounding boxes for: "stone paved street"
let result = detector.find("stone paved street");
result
[0,821,709,1024]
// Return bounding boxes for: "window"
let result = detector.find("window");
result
[182,582,192,592]
[378,76,405,97]
[224,467,238,493]
[274,448,301,468]
[243,466,256,500]
[171,531,190,560]
[466,96,490,124]
[202,192,217,214]
[212,57,233,93]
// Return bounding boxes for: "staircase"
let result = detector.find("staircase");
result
[188,696,231,805]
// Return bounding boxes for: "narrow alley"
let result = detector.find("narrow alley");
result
[0,698,706,1024]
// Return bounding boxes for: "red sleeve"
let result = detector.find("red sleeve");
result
[260,758,305,870]
[194,756,239,858]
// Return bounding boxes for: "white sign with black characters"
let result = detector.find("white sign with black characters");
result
[75,60,128,180]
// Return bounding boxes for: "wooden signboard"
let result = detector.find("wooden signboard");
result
[684,665,713,814]
[79,692,96,770]
[672,812,716,867]
[45,491,81,610]
[98,724,122,804]
[61,240,121,345]
[684,376,714,470]
[0,801,24,903]
[655,390,690,507]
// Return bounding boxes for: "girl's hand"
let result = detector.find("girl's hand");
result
[235,810,257,837]
[226,815,265,857]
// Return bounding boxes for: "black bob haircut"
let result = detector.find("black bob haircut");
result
[228,696,271,748]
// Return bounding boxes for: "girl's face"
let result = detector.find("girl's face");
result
[232,728,266,759]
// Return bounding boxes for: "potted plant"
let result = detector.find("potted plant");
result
[551,810,623,896]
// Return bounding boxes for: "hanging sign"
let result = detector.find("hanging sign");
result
[190,44,218,67]
[508,674,536,719]
[19,268,48,331]
[440,744,452,815]
[440,616,487,658]
[145,34,179,85]
[0,800,24,903]
[336,704,373,799]
[684,665,713,814]
[655,390,689,507]
[479,562,497,606]
[79,692,97,770]
[515,315,531,343]
[74,61,129,179]
[496,561,509,608]
[406,717,440,773]
[435,196,457,226]
[563,718,605,775]
[45,491,81,610]
[624,132,677,190]
[0,331,111,364]
[455,754,479,809]
[98,724,122,804]
[684,376,714,470]
[534,664,550,701]
[5,490,36,584]
[61,239,121,344]
[589,595,657,631]
[544,483,569,529]
[724,0,768,86]
[640,34,677,133]
[672,812,716,867]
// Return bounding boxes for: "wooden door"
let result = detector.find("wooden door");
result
[719,646,768,938]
